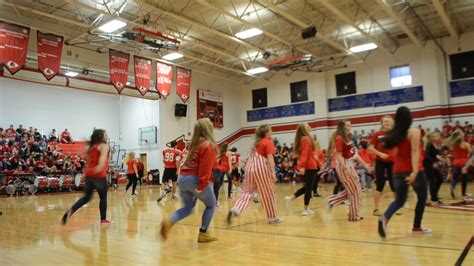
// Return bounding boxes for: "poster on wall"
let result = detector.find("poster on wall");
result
[0,21,30,75]
[134,56,152,96]
[197,89,223,128]
[109,50,130,93]
[156,62,172,99]
[176,67,191,103]
[37,31,63,81]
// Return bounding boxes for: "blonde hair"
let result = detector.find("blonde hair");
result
[293,123,315,157]
[380,115,394,132]
[423,131,440,149]
[445,129,464,148]
[185,118,216,163]
[254,124,271,148]
[313,135,321,150]
[123,152,135,163]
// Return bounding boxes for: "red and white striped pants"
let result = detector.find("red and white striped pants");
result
[232,151,278,219]
[327,159,361,221]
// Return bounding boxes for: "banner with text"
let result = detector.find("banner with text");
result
[109,50,130,93]
[197,90,224,128]
[156,62,173,99]
[134,56,152,96]
[37,31,63,81]
[328,86,424,112]
[176,67,191,103]
[247,101,315,122]
[0,21,30,75]
[450,79,474,97]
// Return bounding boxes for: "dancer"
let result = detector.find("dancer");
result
[61,129,112,225]
[357,141,375,191]
[369,115,398,216]
[445,130,472,199]
[326,120,363,221]
[227,124,283,225]
[212,143,231,206]
[229,147,241,198]
[160,118,218,243]
[312,136,325,197]
[423,132,445,204]
[124,152,139,196]
[284,123,318,216]
[378,106,430,238]
[157,141,181,202]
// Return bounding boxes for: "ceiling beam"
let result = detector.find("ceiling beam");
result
[432,0,458,39]
[318,0,395,56]
[257,0,354,57]
[376,0,423,49]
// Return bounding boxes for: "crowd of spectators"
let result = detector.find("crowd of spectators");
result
[0,125,84,175]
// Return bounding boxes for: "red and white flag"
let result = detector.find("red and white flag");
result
[0,21,30,75]
[37,31,63,81]
[134,56,152,96]
[156,62,172,99]
[176,67,191,103]
[109,50,130,93]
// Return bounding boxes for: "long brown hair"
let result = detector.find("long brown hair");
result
[293,123,315,157]
[328,120,350,154]
[185,118,216,163]
[218,142,229,158]
[254,124,270,148]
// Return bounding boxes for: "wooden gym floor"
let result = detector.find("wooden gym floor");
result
[0,183,472,265]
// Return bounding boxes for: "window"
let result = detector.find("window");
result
[335,71,356,96]
[390,65,412,87]
[252,88,267,109]
[290,80,308,103]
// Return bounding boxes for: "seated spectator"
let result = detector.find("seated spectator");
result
[5,125,16,138]
[16,125,24,135]
[454,120,463,131]
[33,128,42,141]
[61,129,72,144]
[443,121,453,134]
[49,129,58,141]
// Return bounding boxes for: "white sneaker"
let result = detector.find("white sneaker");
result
[302,210,314,216]
[284,196,292,210]
[307,209,315,215]
[268,217,284,224]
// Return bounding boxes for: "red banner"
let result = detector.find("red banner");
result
[109,50,130,93]
[37,31,63,81]
[176,67,191,103]
[156,62,172,99]
[134,56,152,96]
[0,21,30,75]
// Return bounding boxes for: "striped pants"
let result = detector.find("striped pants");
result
[232,151,278,219]
[327,159,361,221]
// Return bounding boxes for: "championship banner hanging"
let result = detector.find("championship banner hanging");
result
[176,67,191,103]
[197,89,224,128]
[0,21,30,75]
[109,50,130,93]
[134,56,152,96]
[156,62,173,99]
[37,31,63,81]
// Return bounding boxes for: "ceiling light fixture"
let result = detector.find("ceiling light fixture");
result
[235,28,263,39]
[247,67,268,75]
[98,19,127,33]
[162,52,184,61]
[349,43,378,53]
[64,70,79,77]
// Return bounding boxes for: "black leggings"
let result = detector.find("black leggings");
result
[312,171,321,194]
[126,173,138,194]
[212,170,225,202]
[333,171,343,195]
[375,160,395,192]
[423,162,443,202]
[70,177,108,220]
[294,169,317,205]
[451,167,468,196]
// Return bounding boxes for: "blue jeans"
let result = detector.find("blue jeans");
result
[171,175,216,231]
[384,172,427,228]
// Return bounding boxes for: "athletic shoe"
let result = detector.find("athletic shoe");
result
[301,210,313,216]
[198,231,218,243]
[61,210,72,225]
[157,193,167,203]
[131,193,138,197]
[216,203,220,208]
[160,219,172,240]
[325,200,332,212]
[227,195,233,199]
[450,186,455,199]
[373,209,382,216]
[284,196,292,210]
[226,209,236,225]
[368,188,373,192]
[396,209,402,216]
[100,220,113,226]
[412,227,432,235]
[378,215,388,238]
[253,195,260,203]
[313,193,321,197]
[349,216,364,221]
[307,209,315,215]
[268,217,284,224]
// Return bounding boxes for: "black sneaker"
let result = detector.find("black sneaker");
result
[313,193,321,197]
[378,216,388,238]
[157,193,166,203]
[61,210,72,225]
[226,210,234,225]
[450,186,455,199]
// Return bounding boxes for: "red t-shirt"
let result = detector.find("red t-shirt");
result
[335,135,355,159]
[180,140,217,191]
[452,145,469,167]
[230,152,240,169]
[85,145,108,178]
[297,136,317,170]
[443,125,453,133]
[358,149,375,165]
[393,138,424,173]
[126,159,138,174]
[256,137,275,157]
[370,130,396,162]
[218,153,230,173]
[313,149,325,168]
[163,148,181,169]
